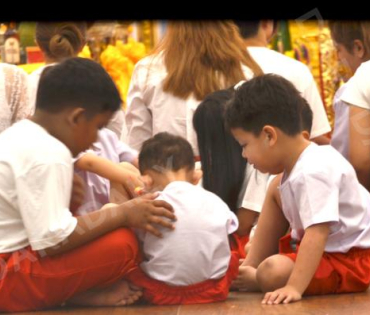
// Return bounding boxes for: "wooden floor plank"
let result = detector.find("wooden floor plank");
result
[14,290,370,315]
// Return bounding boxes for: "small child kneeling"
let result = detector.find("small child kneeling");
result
[125,132,240,305]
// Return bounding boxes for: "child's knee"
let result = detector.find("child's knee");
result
[104,228,139,262]
[256,255,294,292]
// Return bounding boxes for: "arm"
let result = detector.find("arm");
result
[262,222,330,304]
[242,174,288,267]
[42,193,176,256]
[232,174,288,291]
[236,207,259,237]
[75,153,142,197]
[349,105,370,191]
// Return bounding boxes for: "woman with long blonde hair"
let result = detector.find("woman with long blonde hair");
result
[126,20,263,154]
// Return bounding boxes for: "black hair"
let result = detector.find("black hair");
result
[234,20,261,39]
[36,57,121,117]
[225,74,313,136]
[193,89,246,213]
[139,132,195,174]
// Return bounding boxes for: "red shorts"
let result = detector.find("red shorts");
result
[0,228,139,312]
[124,249,239,305]
[279,234,370,295]
[231,233,249,259]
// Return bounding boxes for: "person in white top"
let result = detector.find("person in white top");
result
[329,21,370,162]
[125,20,263,155]
[234,20,331,144]
[341,59,370,191]
[0,58,176,312]
[0,63,31,133]
[28,22,126,139]
[125,132,240,305]
[226,74,370,305]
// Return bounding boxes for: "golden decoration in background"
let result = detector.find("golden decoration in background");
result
[288,20,339,129]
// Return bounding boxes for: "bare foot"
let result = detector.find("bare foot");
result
[231,265,260,292]
[68,280,143,306]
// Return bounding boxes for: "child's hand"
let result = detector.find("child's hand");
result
[123,193,176,237]
[262,285,302,305]
[231,265,258,291]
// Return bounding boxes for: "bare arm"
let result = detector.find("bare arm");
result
[262,222,330,304]
[243,174,289,267]
[236,207,259,237]
[41,194,176,256]
[349,105,370,191]
[75,153,143,197]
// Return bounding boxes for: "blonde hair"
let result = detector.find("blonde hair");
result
[152,20,263,100]
[36,22,87,62]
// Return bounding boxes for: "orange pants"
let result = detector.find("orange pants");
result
[124,248,239,305]
[231,233,249,259]
[0,228,139,312]
[279,234,370,295]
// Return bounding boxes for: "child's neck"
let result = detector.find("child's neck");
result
[151,169,193,191]
[281,135,311,177]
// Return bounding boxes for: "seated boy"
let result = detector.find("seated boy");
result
[0,57,175,312]
[225,74,370,304]
[125,132,240,305]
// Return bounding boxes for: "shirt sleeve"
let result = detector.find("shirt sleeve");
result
[227,210,239,234]
[292,172,339,229]
[240,164,270,212]
[341,62,370,110]
[16,162,77,251]
[126,62,153,151]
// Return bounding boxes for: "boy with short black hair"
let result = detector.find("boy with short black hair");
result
[225,74,370,305]
[125,132,240,305]
[0,57,175,312]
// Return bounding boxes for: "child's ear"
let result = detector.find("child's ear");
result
[353,39,365,59]
[262,125,277,146]
[67,108,86,127]
[302,130,310,140]
[191,169,203,185]
[140,174,154,190]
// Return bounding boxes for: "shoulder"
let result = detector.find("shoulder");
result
[291,144,350,183]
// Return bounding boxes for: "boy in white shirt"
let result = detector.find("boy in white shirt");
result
[0,58,175,312]
[225,74,370,305]
[125,132,240,305]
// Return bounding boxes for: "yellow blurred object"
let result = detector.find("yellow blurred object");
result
[78,45,92,59]
[18,62,45,74]
[100,37,147,107]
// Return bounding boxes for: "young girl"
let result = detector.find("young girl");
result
[193,89,270,258]
[329,21,370,192]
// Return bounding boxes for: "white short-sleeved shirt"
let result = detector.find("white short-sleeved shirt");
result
[341,60,370,110]
[330,84,349,160]
[125,53,254,155]
[247,47,331,138]
[74,128,138,215]
[0,119,77,253]
[137,181,238,286]
[280,143,370,253]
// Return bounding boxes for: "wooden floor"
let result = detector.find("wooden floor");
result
[16,290,370,315]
